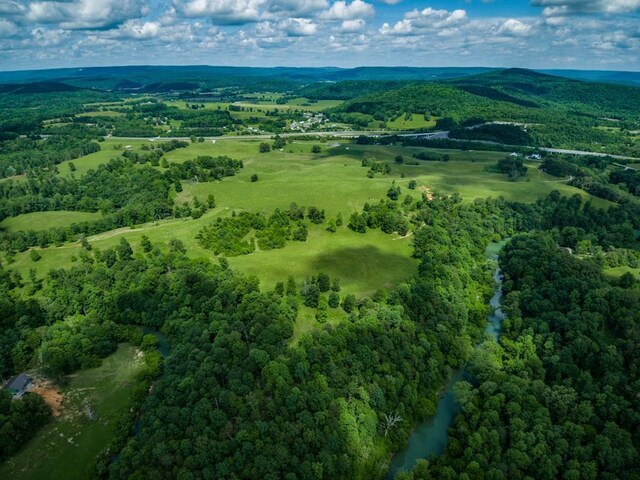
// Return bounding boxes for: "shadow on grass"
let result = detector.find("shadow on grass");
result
[310,245,417,287]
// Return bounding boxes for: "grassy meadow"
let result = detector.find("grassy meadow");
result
[57,139,154,178]
[386,114,436,131]
[0,211,102,233]
[0,345,145,480]
[604,266,640,280]
[7,138,612,303]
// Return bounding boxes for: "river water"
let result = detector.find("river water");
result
[386,242,506,479]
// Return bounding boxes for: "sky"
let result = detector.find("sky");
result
[0,0,639,71]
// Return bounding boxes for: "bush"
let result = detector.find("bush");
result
[259,142,271,153]
[328,292,340,308]
[29,249,41,262]
[251,174,259,182]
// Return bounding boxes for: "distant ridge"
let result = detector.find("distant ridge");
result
[0,66,638,91]
[0,81,84,94]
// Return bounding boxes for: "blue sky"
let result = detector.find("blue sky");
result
[0,0,639,71]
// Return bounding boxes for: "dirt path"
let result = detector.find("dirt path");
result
[544,175,574,183]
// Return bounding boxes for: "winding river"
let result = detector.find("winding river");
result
[386,241,507,479]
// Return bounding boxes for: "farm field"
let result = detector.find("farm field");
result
[167,97,342,114]
[9,139,612,289]
[0,211,102,233]
[0,345,145,480]
[386,114,436,131]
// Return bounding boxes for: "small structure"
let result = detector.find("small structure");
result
[4,373,32,398]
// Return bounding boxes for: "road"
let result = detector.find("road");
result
[105,131,640,161]
[540,148,639,161]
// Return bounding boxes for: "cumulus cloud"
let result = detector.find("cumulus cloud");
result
[340,18,365,32]
[270,0,328,16]
[321,0,375,20]
[498,18,534,36]
[113,20,161,39]
[31,26,68,46]
[0,1,25,15]
[531,0,640,15]
[380,7,467,35]
[173,0,266,25]
[281,18,317,36]
[0,18,18,37]
[406,8,467,29]
[379,19,411,35]
[24,0,147,30]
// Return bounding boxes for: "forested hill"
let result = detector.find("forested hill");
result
[0,66,494,92]
[333,69,640,123]
[1,65,639,92]
[450,68,640,118]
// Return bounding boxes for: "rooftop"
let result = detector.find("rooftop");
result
[5,373,32,393]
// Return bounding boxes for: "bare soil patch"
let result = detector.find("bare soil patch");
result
[31,380,64,417]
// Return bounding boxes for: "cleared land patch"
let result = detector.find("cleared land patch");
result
[0,211,102,233]
[0,345,145,480]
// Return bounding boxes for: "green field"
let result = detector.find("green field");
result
[8,139,611,300]
[57,139,156,177]
[604,266,640,280]
[1,211,102,233]
[0,345,145,480]
[76,111,125,118]
[168,97,342,115]
[386,114,436,131]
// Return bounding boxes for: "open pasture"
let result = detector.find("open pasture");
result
[0,211,102,233]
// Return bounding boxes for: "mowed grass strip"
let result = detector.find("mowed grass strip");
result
[0,211,102,233]
[0,345,145,480]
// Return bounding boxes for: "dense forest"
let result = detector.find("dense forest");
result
[401,231,640,479]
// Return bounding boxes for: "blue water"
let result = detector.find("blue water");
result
[386,242,506,479]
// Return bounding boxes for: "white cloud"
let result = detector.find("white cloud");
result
[379,19,411,35]
[0,1,25,15]
[498,18,534,36]
[380,7,467,35]
[25,0,147,29]
[174,0,266,24]
[532,0,640,15]
[113,20,161,39]
[340,19,365,32]
[0,18,18,37]
[406,8,467,29]
[321,0,375,20]
[270,0,328,16]
[31,26,68,46]
[281,18,317,36]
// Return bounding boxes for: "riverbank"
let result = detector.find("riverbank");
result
[386,241,507,478]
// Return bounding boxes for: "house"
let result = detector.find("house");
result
[4,373,32,398]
